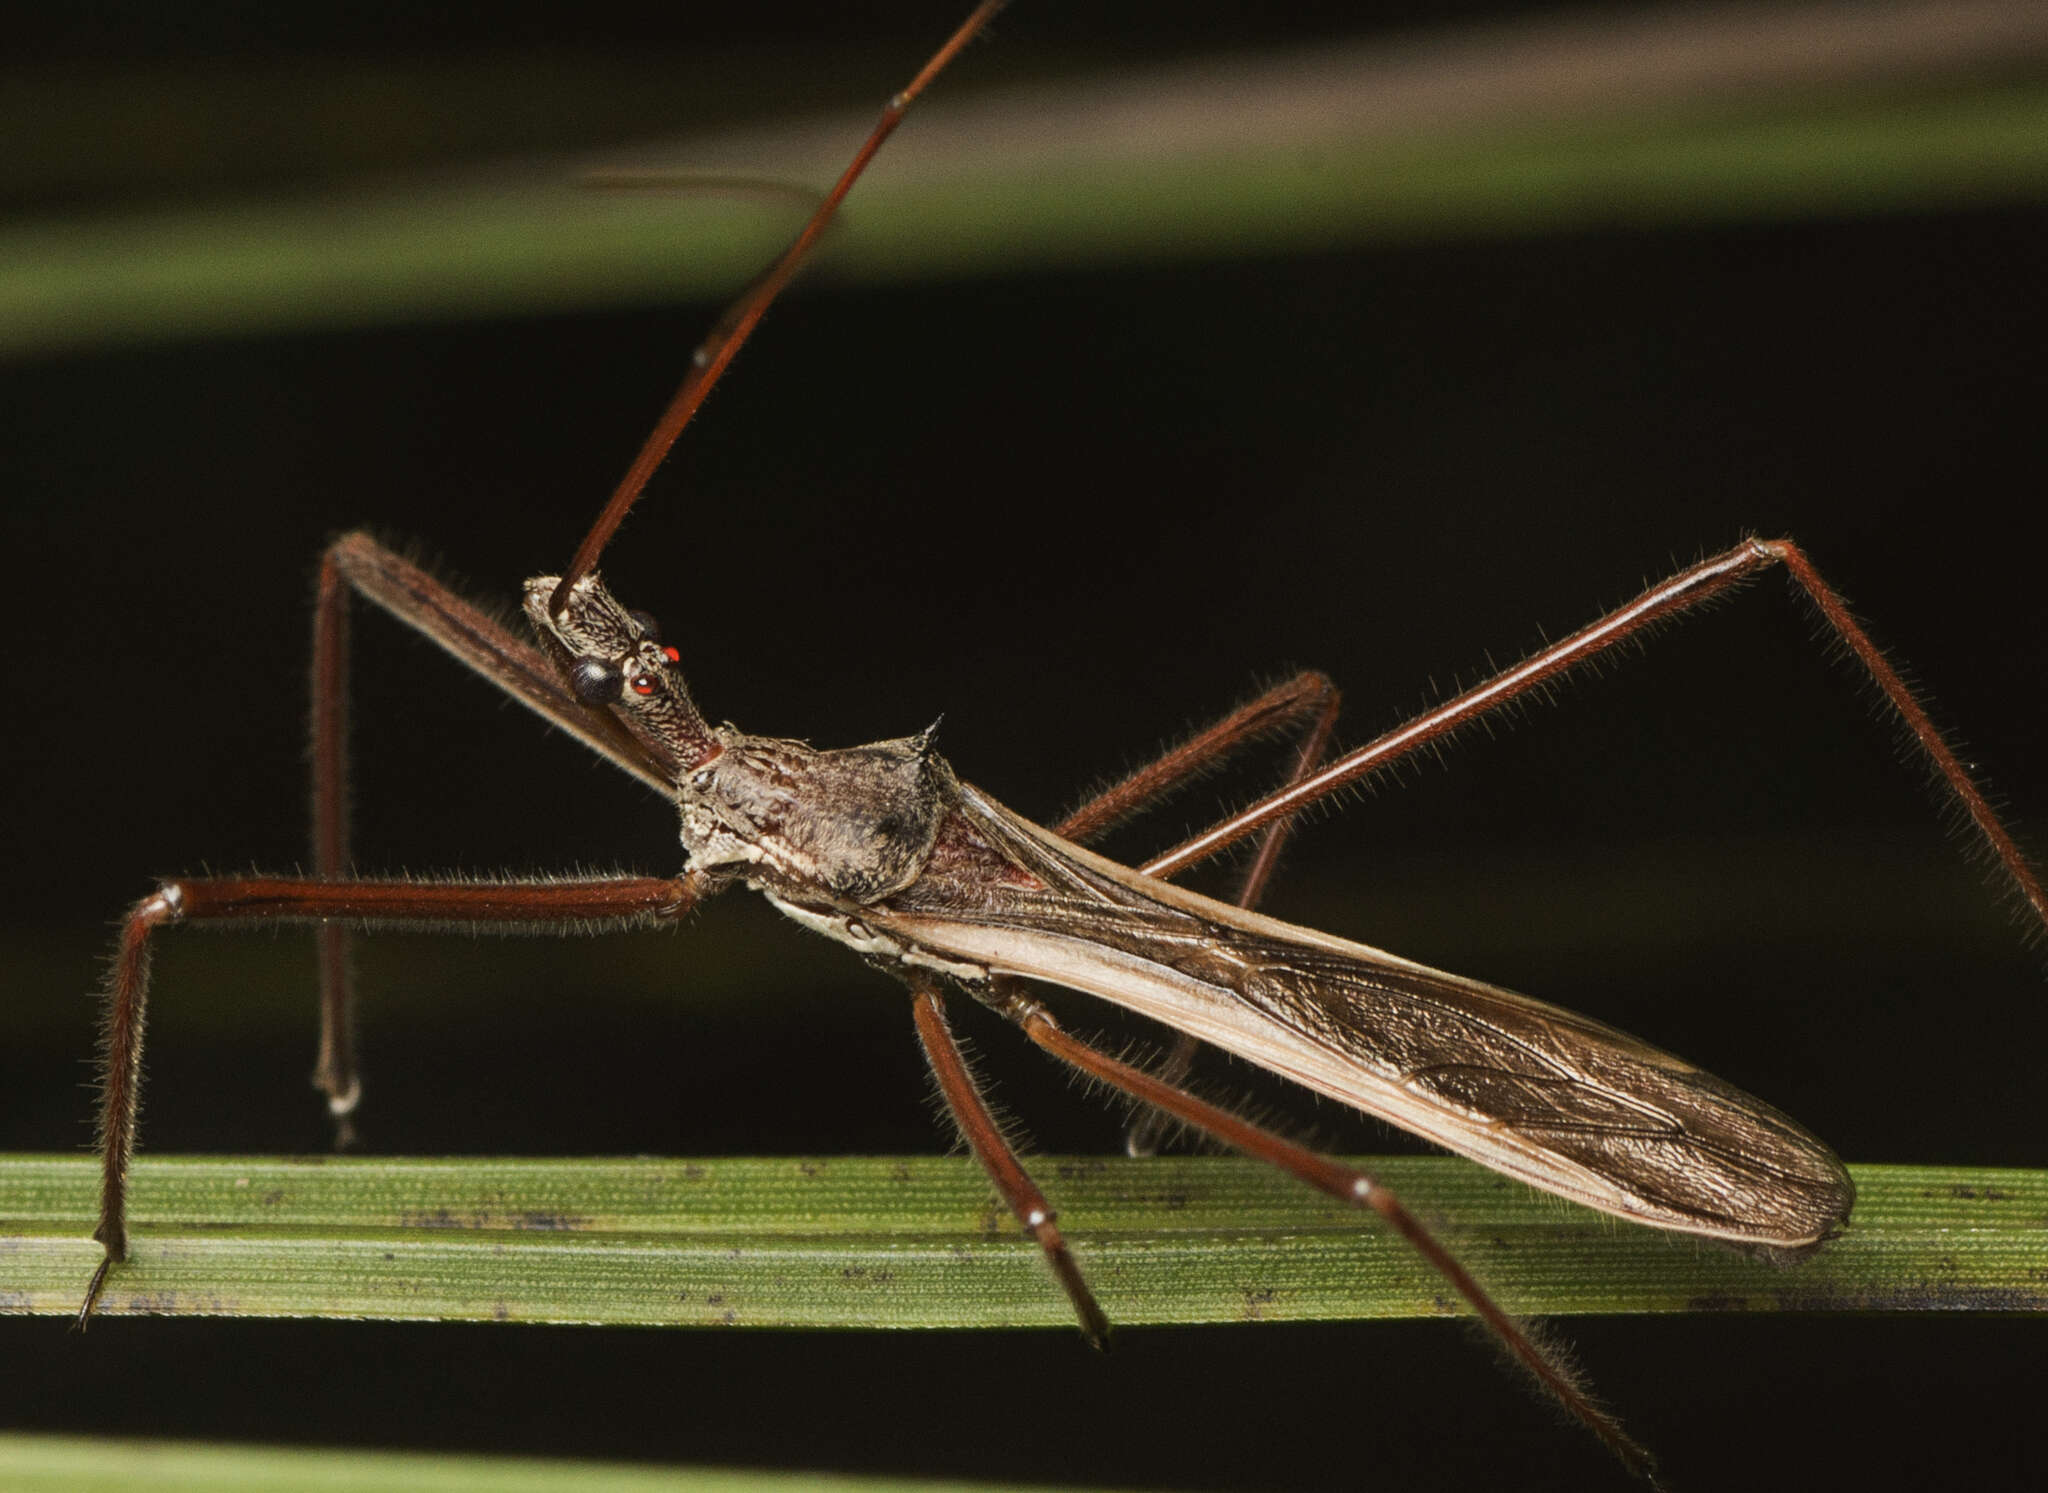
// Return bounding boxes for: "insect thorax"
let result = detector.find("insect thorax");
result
[679,728,954,905]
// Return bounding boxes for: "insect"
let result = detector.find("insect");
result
[70,3,2046,1485]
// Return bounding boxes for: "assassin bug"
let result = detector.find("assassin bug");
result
[69,3,2047,1485]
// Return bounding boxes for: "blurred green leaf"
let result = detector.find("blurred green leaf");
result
[5,9,2046,355]
[0,1432,1092,1493]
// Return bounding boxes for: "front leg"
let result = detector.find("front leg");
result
[83,869,710,1324]
[308,533,676,1123]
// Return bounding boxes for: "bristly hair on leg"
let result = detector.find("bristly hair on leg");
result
[918,1005,1034,1159]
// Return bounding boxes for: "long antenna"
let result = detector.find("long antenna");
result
[551,1,1009,618]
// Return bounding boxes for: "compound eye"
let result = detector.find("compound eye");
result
[569,657,623,705]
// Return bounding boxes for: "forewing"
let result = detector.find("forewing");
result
[881,789,1853,1247]
[1173,925,1854,1246]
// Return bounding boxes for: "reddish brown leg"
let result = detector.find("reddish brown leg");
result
[309,545,355,1122]
[309,533,676,1125]
[82,869,709,1326]
[1083,675,1344,1154]
[908,679,1345,1332]
[1051,671,1338,846]
[910,981,1111,1348]
[1147,538,2048,938]
[992,982,1659,1486]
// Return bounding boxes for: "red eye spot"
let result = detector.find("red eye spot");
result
[629,675,657,696]
[662,645,681,663]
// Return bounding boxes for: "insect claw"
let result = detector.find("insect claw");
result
[74,1257,113,1331]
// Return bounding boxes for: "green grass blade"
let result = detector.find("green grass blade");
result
[0,1432,1081,1493]
[3,1155,2042,1327]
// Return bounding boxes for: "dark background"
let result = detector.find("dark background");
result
[5,2,2046,1489]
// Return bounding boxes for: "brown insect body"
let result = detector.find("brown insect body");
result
[540,565,1851,1254]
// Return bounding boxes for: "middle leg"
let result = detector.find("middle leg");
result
[907,678,1348,1334]
[1108,675,1343,1154]
[911,978,1110,1346]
